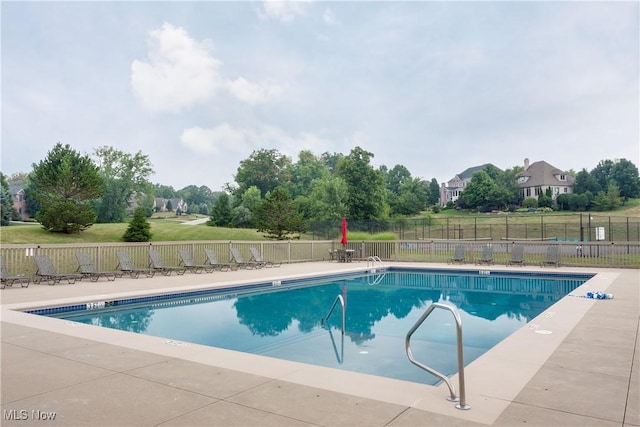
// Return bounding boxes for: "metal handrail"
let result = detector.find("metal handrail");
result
[367,255,385,268]
[321,294,345,335]
[367,272,386,286]
[405,302,470,410]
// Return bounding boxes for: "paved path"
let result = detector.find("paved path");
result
[180,217,209,225]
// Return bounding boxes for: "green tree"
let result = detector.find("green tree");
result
[336,147,388,220]
[458,170,497,211]
[30,142,103,233]
[308,176,349,220]
[391,178,428,216]
[240,186,262,213]
[427,178,440,206]
[177,185,214,209]
[234,149,292,197]
[385,165,411,194]
[93,147,154,223]
[497,166,523,207]
[609,159,640,201]
[573,169,600,194]
[208,193,233,227]
[231,206,253,228]
[591,159,615,192]
[165,199,173,212]
[320,152,344,175]
[459,169,515,211]
[123,206,152,242]
[254,187,305,239]
[0,173,15,226]
[154,183,177,199]
[285,150,330,198]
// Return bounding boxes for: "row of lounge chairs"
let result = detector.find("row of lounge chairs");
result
[448,244,560,267]
[1,247,282,287]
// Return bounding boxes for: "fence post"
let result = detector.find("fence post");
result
[505,216,508,240]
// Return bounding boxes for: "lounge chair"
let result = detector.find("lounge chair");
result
[230,247,261,269]
[447,245,466,264]
[178,249,213,274]
[34,255,81,285]
[203,248,236,271]
[116,250,155,278]
[0,256,30,288]
[328,249,336,261]
[541,245,560,267]
[476,245,493,265]
[75,252,119,282]
[148,249,186,276]
[249,247,281,268]
[507,245,525,266]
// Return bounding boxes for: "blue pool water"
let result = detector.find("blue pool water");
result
[39,268,591,385]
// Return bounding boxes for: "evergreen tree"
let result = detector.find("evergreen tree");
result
[30,143,103,233]
[208,193,233,227]
[123,207,152,242]
[0,173,15,226]
[254,187,305,239]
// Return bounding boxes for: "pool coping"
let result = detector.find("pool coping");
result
[0,262,633,426]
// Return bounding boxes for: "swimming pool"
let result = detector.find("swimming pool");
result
[35,268,592,385]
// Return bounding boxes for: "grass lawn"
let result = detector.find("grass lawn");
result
[0,220,265,244]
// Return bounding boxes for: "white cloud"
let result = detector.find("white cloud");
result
[323,8,339,26]
[131,23,222,113]
[181,123,333,159]
[226,77,283,105]
[259,0,308,22]
[180,124,250,154]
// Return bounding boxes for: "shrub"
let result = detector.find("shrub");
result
[123,207,152,242]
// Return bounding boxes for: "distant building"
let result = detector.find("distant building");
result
[153,197,187,213]
[439,164,498,206]
[8,184,28,221]
[516,158,574,200]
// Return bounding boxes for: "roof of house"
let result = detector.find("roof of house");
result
[451,163,498,182]
[517,160,575,187]
[8,184,23,195]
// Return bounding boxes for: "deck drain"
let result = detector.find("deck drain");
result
[535,330,553,335]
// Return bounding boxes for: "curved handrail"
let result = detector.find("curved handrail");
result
[367,256,385,268]
[367,272,386,286]
[321,294,345,335]
[405,302,470,410]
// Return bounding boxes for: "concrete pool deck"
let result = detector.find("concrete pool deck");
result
[1,262,638,426]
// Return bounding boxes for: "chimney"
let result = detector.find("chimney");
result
[524,158,529,170]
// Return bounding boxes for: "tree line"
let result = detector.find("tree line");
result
[1,142,638,239]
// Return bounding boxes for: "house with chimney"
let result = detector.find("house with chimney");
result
[516,158,574,201]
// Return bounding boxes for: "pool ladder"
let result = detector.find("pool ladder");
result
[367,256,385,269]
[405,303,470,410]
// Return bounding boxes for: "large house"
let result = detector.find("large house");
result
[439,164,498,206]
[516,158,573,201]
[153,197,187,213]
[8,184,28,221]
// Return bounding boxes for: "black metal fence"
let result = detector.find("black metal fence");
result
[309,214,640,242]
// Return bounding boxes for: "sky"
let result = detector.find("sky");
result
[2,1,638,192]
